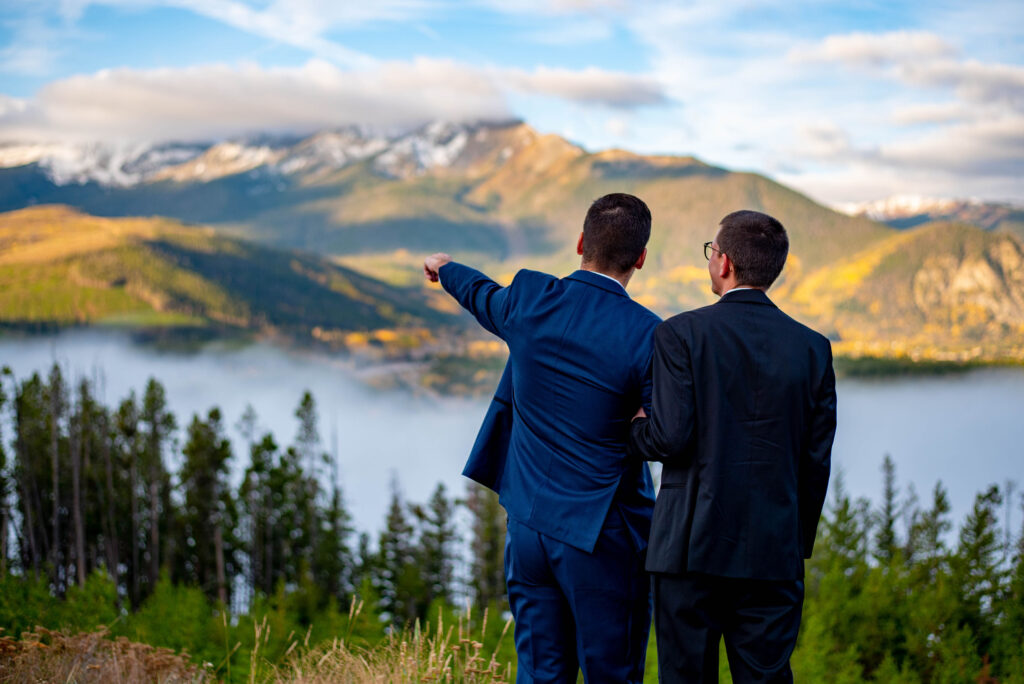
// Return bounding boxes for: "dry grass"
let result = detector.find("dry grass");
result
[0,602,513,683]
[0,626,210,683]
[271,602,514,684]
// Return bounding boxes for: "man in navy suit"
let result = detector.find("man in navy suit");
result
[629,210,837,682]
[424,193,661,683]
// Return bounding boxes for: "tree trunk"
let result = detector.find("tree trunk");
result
[71,412,86,587]
[0,502,8,575]
[148,477,159,588]
[214,518,227,606]
[101,413,119,591]
[130,455,140,604]
[50,399,61,588]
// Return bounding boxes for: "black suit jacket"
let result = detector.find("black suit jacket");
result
[629,289,837,580]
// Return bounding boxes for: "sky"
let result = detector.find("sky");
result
[0,0,1021,206]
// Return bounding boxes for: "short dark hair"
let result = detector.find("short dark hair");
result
[581,193,652,274]
[717,210,789,288]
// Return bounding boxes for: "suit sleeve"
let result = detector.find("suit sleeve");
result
[437,261,515,340]
[799,343,837,557]
[629,321,695,463]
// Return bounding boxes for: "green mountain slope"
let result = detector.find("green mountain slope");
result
[0,205,455,337]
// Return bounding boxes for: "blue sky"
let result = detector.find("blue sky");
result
[0,0,1022,205]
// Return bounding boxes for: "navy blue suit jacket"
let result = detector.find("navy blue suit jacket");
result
[440,262,660,553]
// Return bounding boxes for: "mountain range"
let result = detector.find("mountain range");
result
[1,120,1022,365]
[838,195,1024,239]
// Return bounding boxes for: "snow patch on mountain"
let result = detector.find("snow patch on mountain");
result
[373,121,470,178]
[0,120,523,187]
[835,195,978,220]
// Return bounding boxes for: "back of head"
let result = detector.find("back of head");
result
[582,193,652,275]
[717,210,789,289]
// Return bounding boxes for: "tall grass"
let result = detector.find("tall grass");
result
[268,601,514,684]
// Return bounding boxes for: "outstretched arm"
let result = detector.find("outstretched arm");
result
[424,252,514,339]
[628,322,695,463]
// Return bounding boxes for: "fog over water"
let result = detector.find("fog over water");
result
[2,331,1022,538]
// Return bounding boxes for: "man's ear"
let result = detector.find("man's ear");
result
[718,254,732,280]
[576,232,585,256]
[634,248,647,271]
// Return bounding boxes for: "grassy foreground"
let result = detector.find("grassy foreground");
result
[0,604,514,684]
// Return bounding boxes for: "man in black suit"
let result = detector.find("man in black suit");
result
[629,210,837,683]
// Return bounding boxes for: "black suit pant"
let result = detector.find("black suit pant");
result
[652,572,803,683]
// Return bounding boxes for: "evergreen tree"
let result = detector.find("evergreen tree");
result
[114,391,145,605]
[952,485,1005,668]
[903,482,957,680]
[411,482,458,615]
[140,379,175,592]
[239,430,277,599]
[177,408,236,604]
[874,454,899,565]
[375,476,419,626]
[14,373,52,580]
[315,479,354,602]
[465,482,507,610]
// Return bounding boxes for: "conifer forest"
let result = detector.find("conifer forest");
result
[0,365,1021,682]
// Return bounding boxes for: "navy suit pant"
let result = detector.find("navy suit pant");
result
[652,572,804,683]
[505,514,651,683]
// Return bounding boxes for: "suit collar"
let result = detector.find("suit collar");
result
[565,269,629,297]
[718,288,776,307]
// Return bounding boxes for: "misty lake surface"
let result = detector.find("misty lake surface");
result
[2,330,1022,537]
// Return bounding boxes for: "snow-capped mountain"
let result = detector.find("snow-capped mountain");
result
[836,195,1024,231]
[836,195,974,221]
[0,141,208,186]
[0,120,523,187]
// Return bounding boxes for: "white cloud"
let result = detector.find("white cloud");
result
[876,115,1024,176]
[501,66,667,108]
[475,0,625,15]
[902,59,1024,109]
[604,116,629,138]
[789,31,1024,111]
[0,58,668,143]
[890,102,974,125]
[0,59,509,142]
[788,30,957,67]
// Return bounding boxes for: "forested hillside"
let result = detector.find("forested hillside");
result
[0,367,1021,682]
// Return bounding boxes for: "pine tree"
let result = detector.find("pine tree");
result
[14,373,53,580]
[114,391,144,605]
[178,408,236,604]
[376,475,418,626]
[46,364,69,591]
[239,428,276,600]
[315,479,354,603]
[952,485,1005,670]
[903,481,957,680]
[874,454,899,565]
[412,482,458,616]
[140,378,175,591]
[465,482,507,610]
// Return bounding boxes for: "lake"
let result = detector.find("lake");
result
[1,330,1022,540]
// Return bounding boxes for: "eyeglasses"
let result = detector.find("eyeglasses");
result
[703,241,724,260]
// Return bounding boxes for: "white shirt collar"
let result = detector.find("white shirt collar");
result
[588,270,626,291]
[723,286,756,296]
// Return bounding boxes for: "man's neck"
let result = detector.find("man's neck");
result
[581,263,631,289]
